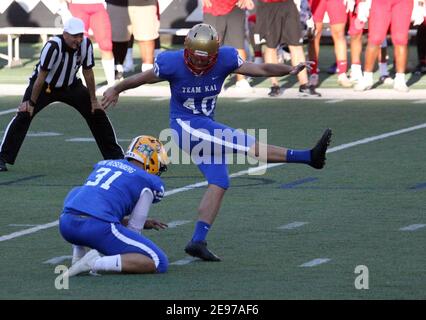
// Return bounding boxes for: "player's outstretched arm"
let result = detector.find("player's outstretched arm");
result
[234,61,313,77]
[101,69,164,109]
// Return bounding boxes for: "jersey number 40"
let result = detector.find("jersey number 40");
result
[182,95,218,116]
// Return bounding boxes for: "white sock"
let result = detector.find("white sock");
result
[395,73,406,83]
[351,64,362,73]
[379,63,389,77]
[363,71,373,82]
[125,48,133,63]
[93,255,122,273]
[116,64,124,73]
[141,63,153,72]
[102,58,115,86]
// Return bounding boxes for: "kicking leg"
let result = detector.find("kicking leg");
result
[247,128,332,169]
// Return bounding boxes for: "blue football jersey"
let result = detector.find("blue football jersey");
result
[154,46,243,120]
[64,159,165,223]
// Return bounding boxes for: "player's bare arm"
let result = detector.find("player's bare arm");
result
[234,61,313,77]
[101,69,164,109]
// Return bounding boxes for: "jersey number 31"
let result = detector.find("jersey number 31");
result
[85,167,122,190]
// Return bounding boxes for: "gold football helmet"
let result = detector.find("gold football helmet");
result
[125,135,168,175]
[184,23,220,75]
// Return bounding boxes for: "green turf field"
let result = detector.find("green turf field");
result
[0,96,425,299]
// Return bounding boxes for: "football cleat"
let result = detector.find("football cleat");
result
[379,75,393,85]
[299,84,321,97]
[125,135,168,175]
[310,128,332,169]
[393,80,409,92]
[65,249,101,277]
[268,85,282,97]
[185,240,221,261]
[413,63,426,75]
[349,70,363,84]
[308,73,319,87]
[235,78,254,93]
[354,78,373,91]
[337,73,353,88]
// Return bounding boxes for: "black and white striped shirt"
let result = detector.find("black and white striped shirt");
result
[30,35,95,88]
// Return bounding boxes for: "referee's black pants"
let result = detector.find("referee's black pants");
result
[0,80,124,165]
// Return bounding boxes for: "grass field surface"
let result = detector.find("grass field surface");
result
[0,96,425,299]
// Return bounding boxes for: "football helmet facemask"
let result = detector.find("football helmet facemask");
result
[184,23,220,76]
[125,135,168,176]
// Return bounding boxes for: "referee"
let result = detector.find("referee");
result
[0,17,123,172]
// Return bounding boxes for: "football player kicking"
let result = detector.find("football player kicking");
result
[60,136,169,276]
[102,24,333,262]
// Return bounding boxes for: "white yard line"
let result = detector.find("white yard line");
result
[27,132,62,137]
[43,255,72,265]
[325,99,344,104]
[150,97,170,101]
[167,220,192,228]
[0,221,59,242]
[170,256,200,266]
[300,258,331,267]
[399,224,426,231]
[278,222,309,230]
[237,98,260,103]
[0,108,16,116]
[1,122,426,243]
[326,123,426,153]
